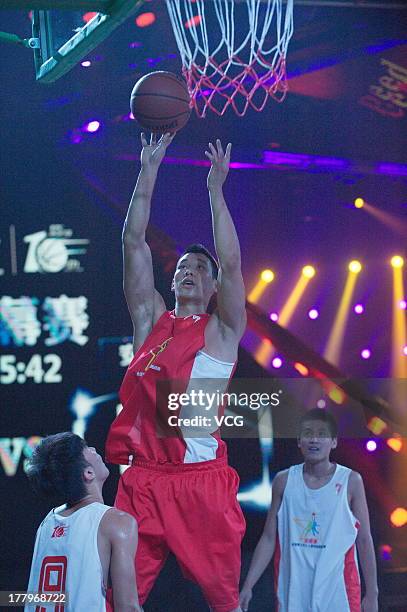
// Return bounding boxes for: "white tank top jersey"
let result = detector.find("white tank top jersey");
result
[275,463,361,612]
[180,349,235,463]
[25,502,111,612]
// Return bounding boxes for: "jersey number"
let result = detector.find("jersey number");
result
[36,555,67,612]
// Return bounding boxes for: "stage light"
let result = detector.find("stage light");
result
[255,338,274,367]
[328,387,345,404]
[366,440,377,452]
[387,437,403,453]
[269,312,279,322]
[361,349,371,360]
[403,346,407,356]
[379,544,392,561]
[84,120,101,133]
[256,267,314,367]
[247,269,275,304]
[354,197,364,209]
[354,304,364,314]
[400,300,406,310]
[367,416,387,435]
[294,362,309,377]
[391,255,406,379]
[325,263,362,366]
[302,265,315,279]
[136,12,156,27]
[272,357,283,369]
[348,260,362,273]
[83,12,98,23]
[316,399,326,409]
[261,269,275,283]
[390,508,407,528]
[391,255,404,269]
[308,308,319,320]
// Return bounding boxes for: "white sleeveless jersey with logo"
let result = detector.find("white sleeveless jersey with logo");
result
[25,502,111,612]
[275,463,361,612]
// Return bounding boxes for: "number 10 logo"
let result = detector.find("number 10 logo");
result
[36,555,67,612]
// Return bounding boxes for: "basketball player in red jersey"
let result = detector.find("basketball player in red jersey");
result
[25,432,141,612]
[105,133,247,611]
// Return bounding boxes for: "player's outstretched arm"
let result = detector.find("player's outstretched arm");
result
[104,510,142,612]
[349,471,379,612]
[123,132,173,350]
[205,139,246,341]
[239,470,287,611]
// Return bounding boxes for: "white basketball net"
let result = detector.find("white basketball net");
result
[165,0,294,117]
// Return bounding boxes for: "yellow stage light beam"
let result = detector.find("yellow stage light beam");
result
[255,266,316,367]
[353,199,407,236]
[389,255,406,541]
[324,261,362,366]
[247,269,275,304]
[391,255,406,381]
[255,338,274,366]
[354,197,365,209]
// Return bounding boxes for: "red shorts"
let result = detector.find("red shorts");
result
[115,456,246,612]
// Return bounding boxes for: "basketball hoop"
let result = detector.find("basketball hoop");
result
[165,0,294,117]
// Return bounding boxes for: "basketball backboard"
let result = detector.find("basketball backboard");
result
[8,0,145,82]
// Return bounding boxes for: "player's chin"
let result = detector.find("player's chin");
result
[177,285,198,297]
[303,449,323,461]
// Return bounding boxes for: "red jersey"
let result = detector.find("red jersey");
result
[105,311,235,465]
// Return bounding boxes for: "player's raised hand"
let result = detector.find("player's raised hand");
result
[205,138,232,190]
[140,132,174,173]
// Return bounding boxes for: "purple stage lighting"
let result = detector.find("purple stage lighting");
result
[84,120,101,133]
[269,312,279,322]
[354,304,364,314]
[308,308,319,320]
[400,300,406,310]
[272,357,283,369]
[81,60,91,67]
[366,440,377,452]
[361,349,371,359]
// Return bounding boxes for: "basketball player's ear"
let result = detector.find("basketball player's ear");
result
[331,437,338,450]
[83,465,96,484]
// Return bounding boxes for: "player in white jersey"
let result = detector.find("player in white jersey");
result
[25,432,141,612]
[240,409,378,612]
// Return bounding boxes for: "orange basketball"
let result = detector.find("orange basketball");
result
[130,71,191,133]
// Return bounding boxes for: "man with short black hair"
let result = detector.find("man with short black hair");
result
[25,432,141,612]
[106,134,246,612]
[240,409,378,612]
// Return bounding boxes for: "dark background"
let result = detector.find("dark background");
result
[1,1,406,610]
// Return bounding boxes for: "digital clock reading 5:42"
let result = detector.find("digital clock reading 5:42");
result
[0,354,62,384]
